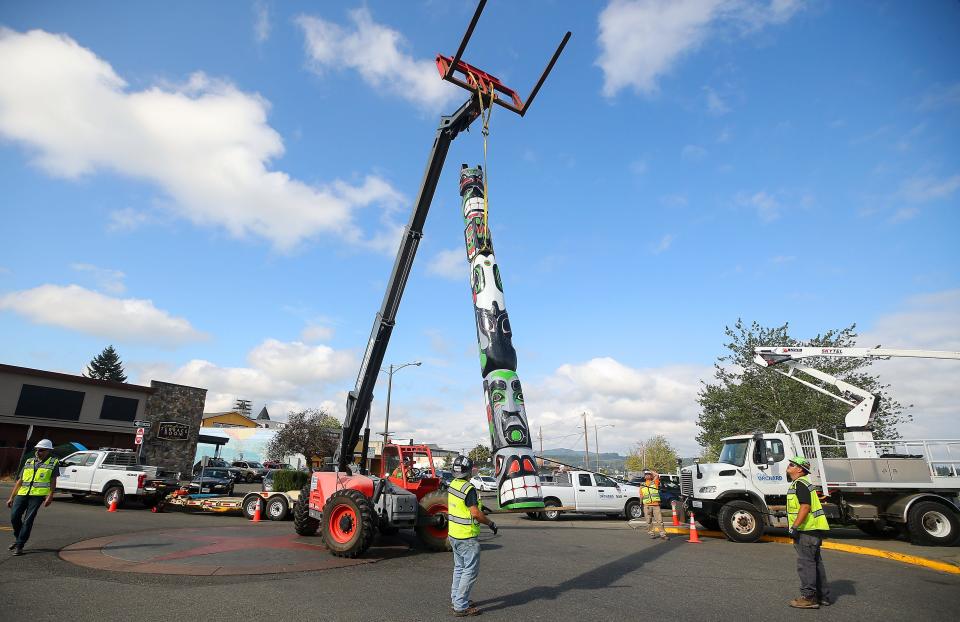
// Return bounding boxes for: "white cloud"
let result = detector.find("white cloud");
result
[681,144,708,160]
[427,248,465,280]
[596,0,804,97]
[70,263,126,294]
[247,338,353,385]
[889,207,919,224]
[107,208,154,233]
[0,28,401,251]
[652,233,675,254]
[704,85,729,115]
[899,174,960,203]
[0,284,204,346]
[297,8,458,111]
[737,190,781,222]
[301,323,335,343]
[253,0,271,44]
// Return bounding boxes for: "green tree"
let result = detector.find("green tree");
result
[625,435,679,473]
[266,408,341,464]
[696,320,909,458]
[85,345,127,382]
[468,444,492,466]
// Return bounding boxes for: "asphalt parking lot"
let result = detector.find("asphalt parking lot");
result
[2,486,959,621]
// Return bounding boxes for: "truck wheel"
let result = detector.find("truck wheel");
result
[718,500,763,543]
[624,500,643,520]
[543,499,562,521]
[416,490,451,552]
[103,486,125,509]
[266,496,289,521]
[907,501,960,546]
[321,489,376,558]
[293,485,320,536]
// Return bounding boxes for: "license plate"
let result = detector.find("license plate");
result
[693,500,702,508]
[201,488,210,493]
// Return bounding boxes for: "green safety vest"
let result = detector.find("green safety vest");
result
[17,456,59,497]
[447,478,481,540]
[787,475,830,532]
[640,479,661,505]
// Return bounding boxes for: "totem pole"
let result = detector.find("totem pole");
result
[459,165,544,510]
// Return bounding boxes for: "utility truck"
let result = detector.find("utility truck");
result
[57,448,180,508]
[682,346,960,546]
[537,470,643,520]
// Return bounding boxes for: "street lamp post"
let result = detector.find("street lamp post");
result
[381,361,421,445]
[594,423,615,473]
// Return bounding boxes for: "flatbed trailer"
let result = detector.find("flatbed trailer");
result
[161,490,300,520]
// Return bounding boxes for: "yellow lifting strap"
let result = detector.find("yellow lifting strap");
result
[471,74,495,232]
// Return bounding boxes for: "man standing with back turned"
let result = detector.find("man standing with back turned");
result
[7,439,59,556]
[786,456,832,609]
[447,455,498,617]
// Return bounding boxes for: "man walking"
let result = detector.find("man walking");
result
[7,439,59,556]
[640,469,668,540]
[786,456,832,609]
[447,455,498,617]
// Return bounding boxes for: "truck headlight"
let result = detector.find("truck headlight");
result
[698,486,716,493]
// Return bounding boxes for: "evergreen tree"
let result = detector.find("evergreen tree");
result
[85,345,128,382]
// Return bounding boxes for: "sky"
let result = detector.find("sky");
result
[1,1,958,458]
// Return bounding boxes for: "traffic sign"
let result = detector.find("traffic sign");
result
[135,434,143,445]
[136,427,145,435]
[134,420,152,428]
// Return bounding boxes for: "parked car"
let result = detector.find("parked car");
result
[263,460,293,470]
[231,460,268,483]
[58,449,179,508]
[470,475,497,492]
[189,468,235,496]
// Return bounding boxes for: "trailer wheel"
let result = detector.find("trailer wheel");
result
[624,500,643,520]
[907,501,960,546]
[543,499,563,521]
[416,490,451,552]
[266,496,289,521]
[525,512,543,520]
[718,500,763,543]
[293,485,320,536]
[321,489,376,558]
[243,495,263,520]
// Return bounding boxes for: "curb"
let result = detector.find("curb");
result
[658,526,960,576]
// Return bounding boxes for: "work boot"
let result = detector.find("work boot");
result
[453,606,481,617]
[819,597,832,607]
[451,601,475,610]
[789,596,819,609]
[12,546,23,556]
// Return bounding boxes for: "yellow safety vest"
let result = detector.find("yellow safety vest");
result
[640,478,661,505]
[17,456,59,497]
[447,478,481,539]
[787,475,830,532]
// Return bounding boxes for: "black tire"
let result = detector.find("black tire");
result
[718,500,763,543]
[543,499,563,521]
[266,496,289,521]
[907,501,960,546]
[525,512,543,520]
[624,500,643,521]
[416,490,451,552]
[103,485,125,509]
[293,485,320,536]
[856,521,898,539]
[321,489,377,558]
[243,494,263,520]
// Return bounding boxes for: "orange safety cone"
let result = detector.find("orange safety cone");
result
[252,498,262,522]
[107,498,119,513]
[671,502,681,526]
[687,512,702,543]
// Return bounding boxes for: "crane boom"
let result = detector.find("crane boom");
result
[754,346,960,366]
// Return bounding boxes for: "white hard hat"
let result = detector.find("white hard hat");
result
[35,439,54,450]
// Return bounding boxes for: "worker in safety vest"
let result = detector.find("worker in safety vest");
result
[6,439,59,556]
[640,469,668,540]
[447,455,497,617]
[786,456,832,609]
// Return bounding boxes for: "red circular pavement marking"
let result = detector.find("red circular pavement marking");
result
[59,526,408,576]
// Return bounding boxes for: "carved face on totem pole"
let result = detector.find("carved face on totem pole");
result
[476,302,516,377]
[484,370,529,447]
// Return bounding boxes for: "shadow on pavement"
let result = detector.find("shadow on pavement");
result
[829,579,857,603]
[476,540,681,613]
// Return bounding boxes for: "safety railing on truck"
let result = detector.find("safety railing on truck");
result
[791,427,960,495]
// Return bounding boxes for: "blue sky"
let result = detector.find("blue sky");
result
[1,1,958,456]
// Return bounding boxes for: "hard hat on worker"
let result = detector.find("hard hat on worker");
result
[788,456,811,472]
[642,469,652,477]
[34,439,54,450]
[452,455,473,478]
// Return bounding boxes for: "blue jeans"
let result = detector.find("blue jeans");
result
[450,536,480,611]
[11,495,45,548]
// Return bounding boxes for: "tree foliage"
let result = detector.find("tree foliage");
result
[696,320,909,458]
[468,444,492,466]
[85,345,127,382]
[270,470,310,492]
[625,435,679,473]
[266,408,341,464]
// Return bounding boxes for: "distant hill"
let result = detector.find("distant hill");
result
[539,447,626,472]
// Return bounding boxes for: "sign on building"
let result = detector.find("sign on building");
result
[157,421,190,441]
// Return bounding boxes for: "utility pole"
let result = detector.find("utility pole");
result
[582,413,589,470]
[594,423,600,473]
[538,426,543,467]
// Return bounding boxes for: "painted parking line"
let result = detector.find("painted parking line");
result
[661,526,960,576]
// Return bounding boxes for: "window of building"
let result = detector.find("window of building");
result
[15,384,85,421]
[100,395,139,422]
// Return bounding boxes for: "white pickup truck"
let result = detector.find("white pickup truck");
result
[535,471,644,520]
[56,449,180,508]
